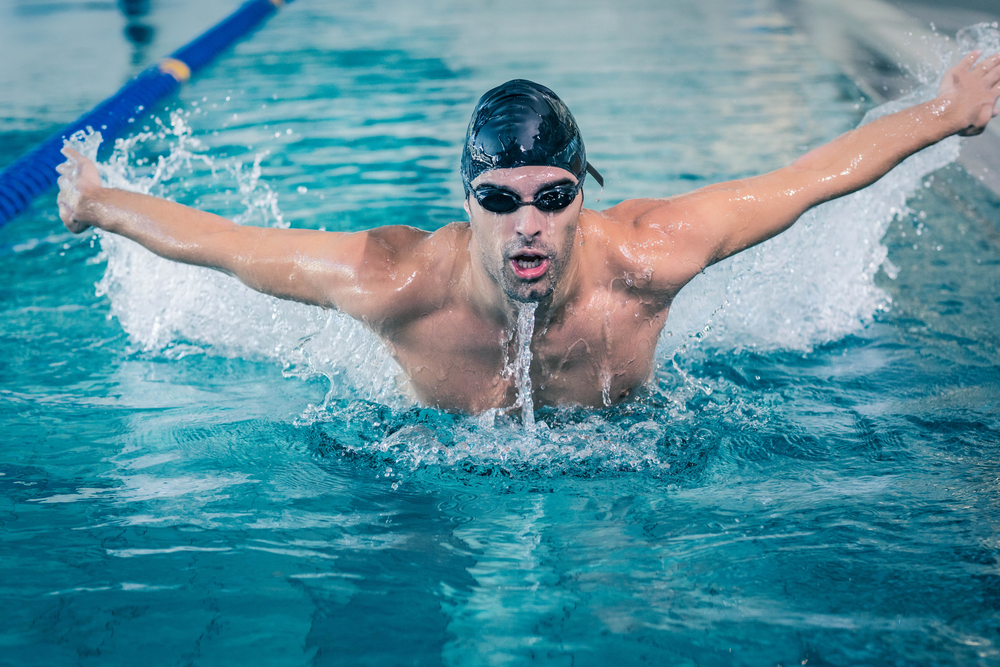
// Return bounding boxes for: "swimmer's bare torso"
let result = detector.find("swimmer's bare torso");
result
[58,52,1000,412]
[349,206,683,412]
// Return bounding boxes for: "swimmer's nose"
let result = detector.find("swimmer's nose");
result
[513,205,545,239]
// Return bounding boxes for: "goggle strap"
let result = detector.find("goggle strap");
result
[585,162,604,189]
[585,162,604,202]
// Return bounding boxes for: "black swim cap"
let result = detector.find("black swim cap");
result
[461,79,603,195]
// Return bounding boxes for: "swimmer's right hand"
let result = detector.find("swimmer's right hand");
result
[57,147,103,234]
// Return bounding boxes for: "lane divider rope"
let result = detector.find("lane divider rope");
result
[0,0,294,227]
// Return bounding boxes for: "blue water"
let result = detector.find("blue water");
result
[3,0,1000,664]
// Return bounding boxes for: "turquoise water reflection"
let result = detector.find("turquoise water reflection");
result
[3,0,1000,665]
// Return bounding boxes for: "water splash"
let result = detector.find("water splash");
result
[957,22,1000,57]
[661,129,959,357]
[659,25,1000,360]
[310,399,710,484]
[513,302,537,429]
[71,24,998,480]
[66,127,103,163]
[69,114,407,408]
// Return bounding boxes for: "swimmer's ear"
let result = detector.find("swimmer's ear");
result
[463,197,471,218]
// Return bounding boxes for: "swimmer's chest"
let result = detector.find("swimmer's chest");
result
[386,307,511,411]
[388,289,665,409]
[531,291,664,405]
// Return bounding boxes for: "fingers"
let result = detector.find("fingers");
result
[57,189,89,233]
[58,147,82,178]
[57,192,77,229]
[979,52,1000,74]
[955,51,1000,91]
[56,175,74,208]
[942,51,1000,136]
[56,161,76,191]
[987,58,1000,87]
[960,50,982,71]
[55,147,88,232]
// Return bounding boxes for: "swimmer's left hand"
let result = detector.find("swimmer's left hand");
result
[936,50,1000,137]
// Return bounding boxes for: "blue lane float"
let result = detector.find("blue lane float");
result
[0,0,292,227]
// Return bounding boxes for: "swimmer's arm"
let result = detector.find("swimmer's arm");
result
[57,148,425,319]
[625,50,1000,278]
[704,51,1000,264]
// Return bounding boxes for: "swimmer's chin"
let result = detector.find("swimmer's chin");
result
[504,284,553,304]
[503,264,556,303]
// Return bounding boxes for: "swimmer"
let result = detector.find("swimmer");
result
[58,51,1000,412]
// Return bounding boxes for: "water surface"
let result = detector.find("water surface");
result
[2,1,1000,665]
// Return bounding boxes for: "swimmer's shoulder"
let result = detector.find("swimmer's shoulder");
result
[584,196,714,249]
[579,200,680,250]
[584,197,688,230]
[360,222,467,262]
[579,199,707,294]
[407,222,471,267]
[368,221,469,286]
[347,223,469,330]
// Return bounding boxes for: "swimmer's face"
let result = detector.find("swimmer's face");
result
[465,166,583,303]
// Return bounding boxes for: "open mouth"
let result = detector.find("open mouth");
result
[510,254,550,280]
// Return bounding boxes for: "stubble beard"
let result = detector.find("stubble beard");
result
[485,239,573,304]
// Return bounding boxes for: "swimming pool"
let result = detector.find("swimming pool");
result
[3,0,1000,664]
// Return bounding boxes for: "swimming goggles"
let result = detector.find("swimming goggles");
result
[473,182,582,214]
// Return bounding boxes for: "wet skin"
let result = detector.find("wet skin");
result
[58,51,1000,412]
[365,167,682,411]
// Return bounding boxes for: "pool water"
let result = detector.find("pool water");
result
[3,0,1000,664]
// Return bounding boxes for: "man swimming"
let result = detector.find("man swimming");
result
[58,51,1000,413]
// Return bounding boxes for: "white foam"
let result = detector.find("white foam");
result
[661,133,960,357]
[69,114,407,407]
[658,22,1000,358]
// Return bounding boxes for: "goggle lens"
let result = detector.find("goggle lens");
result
[474,184,580,214]
[533,187,576,211]
[477,190,521,213]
